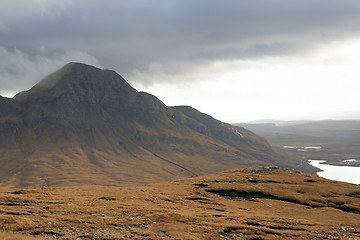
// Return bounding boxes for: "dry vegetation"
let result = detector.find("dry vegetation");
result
[0,167,359,239]
[0,231,47,240]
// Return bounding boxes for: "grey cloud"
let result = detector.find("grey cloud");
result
[1,0,360,91]
[0,20,7,34]
[0,47,100,96]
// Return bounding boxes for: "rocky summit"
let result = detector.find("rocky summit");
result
[0,63,311,189]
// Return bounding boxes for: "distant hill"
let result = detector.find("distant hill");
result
[0,63,310,189]
[245,119,316,126]
[236,120,360,141]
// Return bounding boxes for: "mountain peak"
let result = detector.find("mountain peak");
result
[35,62,120,89]
[59,62,106,74]
[15,62,137,104]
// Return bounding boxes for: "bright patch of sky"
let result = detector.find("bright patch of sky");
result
[135,38,360,122]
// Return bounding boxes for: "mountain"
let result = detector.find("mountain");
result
[0,63,311,189]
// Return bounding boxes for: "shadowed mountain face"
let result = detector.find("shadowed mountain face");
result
[0,63,308,188]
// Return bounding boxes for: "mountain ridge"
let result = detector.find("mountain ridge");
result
[0,63,312,189]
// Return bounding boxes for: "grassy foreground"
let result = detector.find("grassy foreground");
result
[0,167,359,239]
[0,230,46,240]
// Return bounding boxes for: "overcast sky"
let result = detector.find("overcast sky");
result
[1,0,360,122]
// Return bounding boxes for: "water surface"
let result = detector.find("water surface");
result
[309,160,360,184]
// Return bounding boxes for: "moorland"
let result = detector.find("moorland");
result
[0,167,359,239]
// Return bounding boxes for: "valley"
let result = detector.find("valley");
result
[236,120,360,167]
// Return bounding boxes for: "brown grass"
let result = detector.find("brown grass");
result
[0,230,47,240]
[0,167,359,239]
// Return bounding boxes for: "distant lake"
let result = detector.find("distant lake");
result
[309,160,360,185]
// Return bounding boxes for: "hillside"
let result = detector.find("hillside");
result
[0,167,359,239]
[0,63,314,189]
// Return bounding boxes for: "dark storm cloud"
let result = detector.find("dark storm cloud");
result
[1,0,360,94]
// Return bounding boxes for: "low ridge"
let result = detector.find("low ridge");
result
[1,167,359,239]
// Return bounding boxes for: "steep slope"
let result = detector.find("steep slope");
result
[0,63,309,188]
